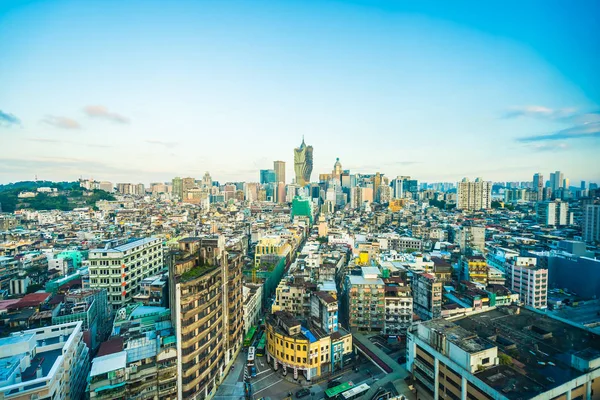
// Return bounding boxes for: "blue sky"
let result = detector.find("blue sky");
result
[1,0,599,185]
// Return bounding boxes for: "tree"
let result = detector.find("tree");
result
[499,353,513,366]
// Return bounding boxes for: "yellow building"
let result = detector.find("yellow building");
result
[266,311,352,381]
[464,255,488,284]
[388,199,406,212]
[254,236,292,267]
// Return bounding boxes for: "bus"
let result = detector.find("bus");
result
[341,383,370,400]
[247,346,256,366]
[244,326,257,347]
[325,382,354,400]
[256,334,266,357]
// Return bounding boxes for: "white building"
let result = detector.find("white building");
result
[383,283,413,335]
[0,321,89,400]
[243,283,263,335]
[456,177,492,211]
[536,200,569,226]
[507,257,548,309]
[88,237,163,310]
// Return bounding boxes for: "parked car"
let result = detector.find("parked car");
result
[296,388,311,398]
[327,380,341,389]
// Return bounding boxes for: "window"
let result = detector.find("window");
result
[482,357,490,365]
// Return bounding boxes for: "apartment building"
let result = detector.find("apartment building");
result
[88,237,163,310]
[52,288,111,352]
[507,257,548,309]
[255,236,292,267]
[455,225,486,252]
[88,304,177,400]
[266,311,352,381]
[457,178,492,211]
[0,321,89,400]
[463,255,489,285]
[344,267,385,332]
[407,307,600,400]
[168,235,243,400]
[243,283,263,335]
[412,272,442,320]
[536,200,569,226]
[383,278,413,335]
[271,277,315,319]
[583,204,600,243]
[310,291,339,334]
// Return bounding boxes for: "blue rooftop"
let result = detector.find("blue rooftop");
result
[0,355,24,384]
[0,334,35,347]
[130,306,167,319]
[301,327,317,343]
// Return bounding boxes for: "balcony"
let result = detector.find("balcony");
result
[413,358,435,379]
[413,369,435,392]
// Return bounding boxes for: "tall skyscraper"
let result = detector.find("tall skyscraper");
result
[332,157,343,181]
[294,137,313,186]
[182,177,195,200]
[533,173,544,201]
[273,160,286,184]
[202,171,212,187]
[552,170,564,192]
[456,177,492,210]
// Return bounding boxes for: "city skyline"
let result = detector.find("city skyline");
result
[1,1,599,184]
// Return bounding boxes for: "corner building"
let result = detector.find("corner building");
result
[266,311,352,381]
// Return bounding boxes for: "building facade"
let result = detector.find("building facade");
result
[265,311,352,381]
[88,237,164,310]
[507,257,548,309]
[383,280,413,335]
[412,272,442,320]
[169,235,243,400]
[274,160,286,184]
[457,178,492,211]
[294,137,314,186]
[583,204,600,243]
[344,267,385,332]
[0,321,89,400]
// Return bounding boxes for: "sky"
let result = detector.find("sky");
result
[1,0,599,186]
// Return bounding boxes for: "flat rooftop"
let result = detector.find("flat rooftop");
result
[90,237,158,253]
[452,307,600,399]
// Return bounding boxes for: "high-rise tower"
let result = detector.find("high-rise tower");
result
[274,160,286,184]
[294,137,313,186]
[533,173,544,201]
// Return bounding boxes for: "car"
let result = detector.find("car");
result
[327,380,341,389]
[296,388,311,398]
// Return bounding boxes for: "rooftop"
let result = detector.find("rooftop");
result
[90,237,158,254]
[453,307,600,399]
[90,351,127,377]
[178,263,218,282]
[21,349,62,383]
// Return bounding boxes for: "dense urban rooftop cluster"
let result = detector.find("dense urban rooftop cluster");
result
[0,149,599,400]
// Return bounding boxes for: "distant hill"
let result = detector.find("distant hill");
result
[0,181,115,213]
